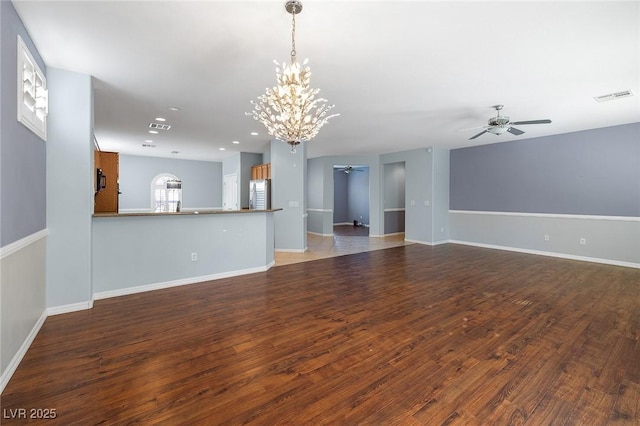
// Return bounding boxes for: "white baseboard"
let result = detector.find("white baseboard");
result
[0,311,47,394]
[275,247,308,253]
[46,300,94,316]
[93,262,275,301]
[383,232,405,237]
[308,231,334,237]
[449,240,640,269]
[405,238,448,246]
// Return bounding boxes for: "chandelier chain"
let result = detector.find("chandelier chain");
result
[290,8,297,62]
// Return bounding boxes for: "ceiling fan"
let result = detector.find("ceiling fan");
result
[334,165,364,174]
[459,105,552,140]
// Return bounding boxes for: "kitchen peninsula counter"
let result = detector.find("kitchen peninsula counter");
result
[93,208,282,218]
[91,208,279,301]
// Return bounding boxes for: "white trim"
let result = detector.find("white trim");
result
[0,311,47,394]
[93,262,275,301]
[383,232,405,237]
[449,210,640,222]
[449,240,640,269]
[307,208,333,213]
[405,238,449,246]
[46,300,93,316]
[17,35,47,141]
[275,247,308,253]
[333,222,353,226]
[0,229,48,260]
[384,208,406,212]
[308,231,334,237]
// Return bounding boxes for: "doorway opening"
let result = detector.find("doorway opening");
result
[333,164,369,236]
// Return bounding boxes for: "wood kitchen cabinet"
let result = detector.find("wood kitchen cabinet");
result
[251,163,271,180]
[94,150,119,213]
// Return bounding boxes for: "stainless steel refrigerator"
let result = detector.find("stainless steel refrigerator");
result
[249,179,271,210]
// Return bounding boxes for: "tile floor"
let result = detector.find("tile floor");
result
[274,228,409,266]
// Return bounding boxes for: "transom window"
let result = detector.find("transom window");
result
[152,174,182,212]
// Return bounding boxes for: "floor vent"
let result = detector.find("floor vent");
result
[149,122,172,130]
[594,90,634,103]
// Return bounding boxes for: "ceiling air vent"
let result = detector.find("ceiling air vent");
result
[149,122,172,130]
[142,143,156,148]
[594,90,634,103]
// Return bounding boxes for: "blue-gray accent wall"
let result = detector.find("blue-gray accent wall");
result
[450,123,640,216]
[333,170,349,223]
[347,168,370,224]
[0,1,47,247]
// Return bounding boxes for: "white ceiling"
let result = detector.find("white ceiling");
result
[12,0,640,162]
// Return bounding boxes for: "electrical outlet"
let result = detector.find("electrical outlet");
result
[579,238,586,245]
[191,252,198,261]
[544,235,549,241]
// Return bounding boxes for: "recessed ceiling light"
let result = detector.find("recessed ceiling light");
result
[168,106,180,111]
[149,130,158,134]
[219,147,226,151]
[155,117,166,122]
[232,140,240,144]
[250,132,259,136]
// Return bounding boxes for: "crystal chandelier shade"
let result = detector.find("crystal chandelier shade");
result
[247,0,338,152]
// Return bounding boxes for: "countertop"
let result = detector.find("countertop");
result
[93,208,282,218]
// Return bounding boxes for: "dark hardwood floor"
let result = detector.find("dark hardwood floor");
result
[2,244,640,424]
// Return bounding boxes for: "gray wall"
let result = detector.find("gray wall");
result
[383,162,406,210]
[347,168,370,225]
[333,170,349,223]
[450,123,640,216]
[0,1,48,390]
[380,147,449,244]
[0,1,47,247]
[46,68,94,308]
[119,154,222,212]
[92,212,275,296]
[271,139,307,251]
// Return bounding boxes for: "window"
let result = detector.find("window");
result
[152,174,183,212]
[17,35,48,141]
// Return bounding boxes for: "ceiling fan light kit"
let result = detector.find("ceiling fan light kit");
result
[462,104,552,140]
[246,0,339,153]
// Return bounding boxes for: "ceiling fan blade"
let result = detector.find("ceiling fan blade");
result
[507,127,525,136]
[457,125,488,132]
[510,119,552,125]
[469,130,488,140]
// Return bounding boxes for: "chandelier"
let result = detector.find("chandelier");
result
[247,0,339,153]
